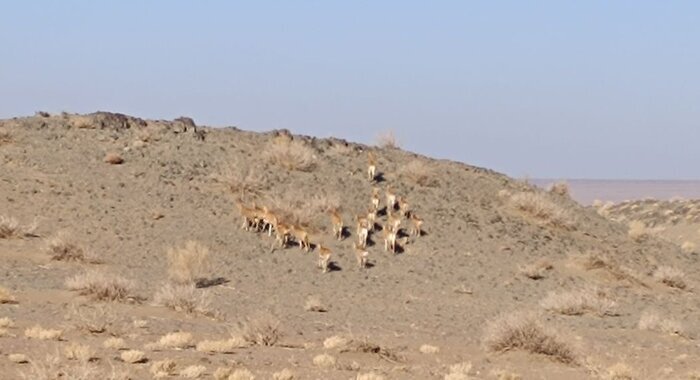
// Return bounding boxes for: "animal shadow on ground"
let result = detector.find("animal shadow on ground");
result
[373,172,386,183]
[328,262,342,272]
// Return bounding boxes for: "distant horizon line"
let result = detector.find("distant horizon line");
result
[532,178,700,182]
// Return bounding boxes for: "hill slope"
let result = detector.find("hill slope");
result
[1,112,698,379]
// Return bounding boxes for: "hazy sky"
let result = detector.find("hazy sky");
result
[2,1,698,179]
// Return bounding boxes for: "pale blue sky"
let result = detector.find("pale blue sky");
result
[1,1,698,179]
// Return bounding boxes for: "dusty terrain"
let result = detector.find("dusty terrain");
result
[1,112,699,379]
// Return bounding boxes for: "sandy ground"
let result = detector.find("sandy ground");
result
[1,112,699,379]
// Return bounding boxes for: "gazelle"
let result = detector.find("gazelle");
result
[371,187,380,210]
[398,196,410,217]
[410,213,423,237]
[329,208,344,240]
[317,245,332,273]
[275,222,292,247]
[353,243,369,269]
[235,200,260,231]
[261,206,278,237]
[383,226,397,254]
[386,187,397,211]
[356,215,369,249]
[290,225,311,252]
[387,213,402,233]
[366,208,377,231]
[367,151,377,181]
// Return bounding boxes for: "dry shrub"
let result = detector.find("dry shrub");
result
[104,152,124,165]
[64,343,94,362]
[214,164,267,198]
[69,303,115,333]
[638,310,684,336]
[653,266,687,289]
[0,328,10,337]
[46,233,97,263]
[444,361,472,380]
[548,181,570,197]
[24,325,63,340]
[400,160,438,187]
[490,369,522,380]
[272,368,295,380]
[237,314,282,346]
[519,259,553,280]
[627,221,650,242]
[229,368,255,380]
[482,311,576,364]
[0,317,14,327]
[569,252,646,287]
[604,362,635,380]
[419,344,440,354]
[0,286,16,304]
[103,337,127,350]
[65,271,135,302]
[681,241,696,254]
[180,365,206,378]
[153,283,217,317]
[120,350,146,364]
[9,353,29,363]
[312,353,337,369]
[357,373,386,380]
[265,138,316,172]
[304,295,328,312]
[324,335,350,350]
[376,130,399,149]
[213,367,233,380]
[509,192,575,229]
[147,331,193,350]
[0,216,37,239]
[0,129,12,145]
[540,287,618,316]
[167,241,210,285]
[196,337,244,353]
[150,359,177,378]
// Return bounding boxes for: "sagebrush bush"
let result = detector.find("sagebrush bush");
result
[265,138,316,172]
[66,271,135,302]
[153,283,217,317]
[509,192,575,229]
[167,241,210,285]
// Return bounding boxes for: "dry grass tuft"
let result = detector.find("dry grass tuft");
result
[444,362,473,380]
[0,317,14,327]
[627,221,650,242]
[9,353,29,364]
[569,252,646,287]
[24,325,63,340]
[147,331,194,350]
[540,287,618,316]
[638,310,684,336]
[304,295,328,312]
[46,233,97,262]
[103,337,127,350]
[519,259,553,280]
[604,362,635,380]
[490,369,522,380]
[419,344,440,354]
[357,372,386,380]
[214,164,268,198]
[104,152,124,165]
[376,130,399,149]
[0,216,37,239]
[180,365,207,378]
[153,283,217,317]
[0,129,12,145]
[69,303,115,333]
[681,241,696,254]
[548,181,570,197]
[166,241,210,285]
[65,271,135,302]
[228,368,256,380]
[341,338,404,363]
[400,160,438,187]
[313,353,337,369]
[0,286,17,304]
[150,359,177,378]
[482,311,576,364]
[272,368,295,380]
[324,335,350,350]
[509,192,575,229]
[653,266,687,289]
[64,343,94,362]
[265,138,316,172]
[196,337,244,353]
[120,350,146,364]
[237,314,282,347]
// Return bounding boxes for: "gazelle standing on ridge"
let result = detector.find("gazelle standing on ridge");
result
[382,226,397,254]
[328,208,344,241]
[385,186,397,211]
[290,225,311,252]
[410,213,424,237]
[371,187,380,211]
[367,151,377,181]
[317,245,332,273]
[353,243,369,269]
[356,215,369,249]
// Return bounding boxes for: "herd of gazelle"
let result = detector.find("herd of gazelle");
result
[235,150,424,273]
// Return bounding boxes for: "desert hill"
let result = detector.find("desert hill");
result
[0,112,698,379]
